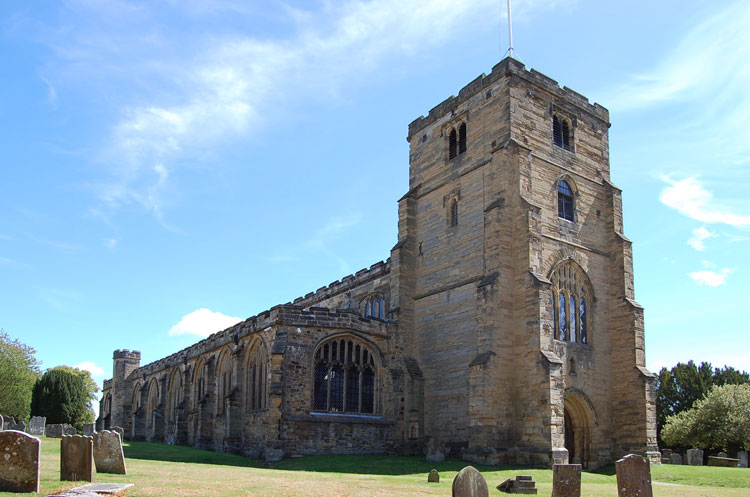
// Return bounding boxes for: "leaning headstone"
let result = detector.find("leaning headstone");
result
[553,464,581,497]
[111,425,125,441]
[686,448,703,466]
[669,453,682,465]
[28,416,46,436]
[61,434,94,482]
[452,466,489,497]
[428,469,439,482]
[82,423,96,436]
[93,430,127,474]
[0,431,41,493]
[615,454,653,497]
[738,451,748,468]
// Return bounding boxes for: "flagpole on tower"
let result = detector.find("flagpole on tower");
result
[507,0,515,59]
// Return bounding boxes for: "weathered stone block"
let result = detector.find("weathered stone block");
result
[47,423,76,438]
[707,456,739,467]
[0,430,41,493]
[28,416,46,436]
[686,448,703,466]
[93,430,126,474]
[553,464,581,497]
[61,435,93,482]
[669,453,681,465]
[452,466,489,497]
[615,454,652,497]
[82,423,96,436]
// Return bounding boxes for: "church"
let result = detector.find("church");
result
[97,56,659,469]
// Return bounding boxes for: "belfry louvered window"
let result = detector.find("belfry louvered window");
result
[448,122,467,159]
[553,115,572,151]
[313,337,377,414]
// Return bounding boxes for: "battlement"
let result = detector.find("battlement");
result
[113,349,141,360]
[288,258,390,308]
[408,57,609,139]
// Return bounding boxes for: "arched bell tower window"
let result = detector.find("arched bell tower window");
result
[313,337,378,414]
[448,122,467,159]
[558,180,575,222]
[553,114,573,151]
[550,261,591,344]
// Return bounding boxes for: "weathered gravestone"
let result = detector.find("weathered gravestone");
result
[738,451,748,468]
[111,425,125,441]
[497,475,538,494]
[0,431,41,493]
[425,437,445,462]
[708,456,739,467]
[4,417,25,432]
[452,466,489,497]
[61,435,93,482]
[47,423,76,438]
[717,451,728,458]
[669,453,682,465]
[28,416,46,436]
[82,423,96,436]
[93,430,127,474]
[615,454,653,497]
[0,416,4,432]
[48,483,134,497]
[686,448,703,466]
[428,469,439,482]
[553,464,581,497]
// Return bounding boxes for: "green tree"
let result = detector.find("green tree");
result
[0,330,41,422]
[662,384,750,453]
[30,367,91,430]
[50,365,99,424]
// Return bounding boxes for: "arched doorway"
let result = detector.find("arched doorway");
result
[563,389,594,468]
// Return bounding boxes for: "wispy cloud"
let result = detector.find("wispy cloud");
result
[75,361,105,377]
[39,0,561,226]
[689,268,731,287]
[39,288,83,311]
[659,176,750,227]
[687,226,715,251]
[168,308,243,337]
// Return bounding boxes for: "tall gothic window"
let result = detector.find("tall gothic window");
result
[449,197,458,227]
[558,180,575,222]
[550,262,591,345]
[313,337,377,414]
[246,344,267,411]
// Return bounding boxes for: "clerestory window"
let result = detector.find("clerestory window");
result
[558,180,574,222]
[313,337,377,414]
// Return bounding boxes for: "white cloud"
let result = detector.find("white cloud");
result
[687,226,715,251]
[688,268,731,287]
[75,361,105,377]
[168,308,243,337]
[659,176,750,227]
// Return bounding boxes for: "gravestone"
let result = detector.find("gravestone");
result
[425,437,445,462]
[497,475,538,494]
[0,416,3,431]
[428,469,439,482]
[47,424,76,438]
[738,451,748,468]
[28,416,46,436]
[708,456,739,467]
[111,425,125,441]
[0,431,41,493]
[61,435,94,482]
[669,453,682,465]
[661,449,672,458]
[686,448,703,466]
[82,423,96,436]
[6,417,25,432]
[615,454,653,497]
[553,464,581,497]
[717,451,728,458]
[452,466,489,497]
[93,430,127,474]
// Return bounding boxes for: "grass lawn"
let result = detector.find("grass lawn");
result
[2,438,749,497]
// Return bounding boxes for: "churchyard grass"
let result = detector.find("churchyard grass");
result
[2,437,749,497]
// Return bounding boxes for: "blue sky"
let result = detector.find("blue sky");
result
[2,0,749,414]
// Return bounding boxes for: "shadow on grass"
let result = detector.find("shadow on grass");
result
[589,463,616,476]
[122,441,528,475]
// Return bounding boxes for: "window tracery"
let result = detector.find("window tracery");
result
[313,337,377,414]
[550,262,590,344]
[363,295,386,320]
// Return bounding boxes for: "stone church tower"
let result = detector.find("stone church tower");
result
[99,57,658,468]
